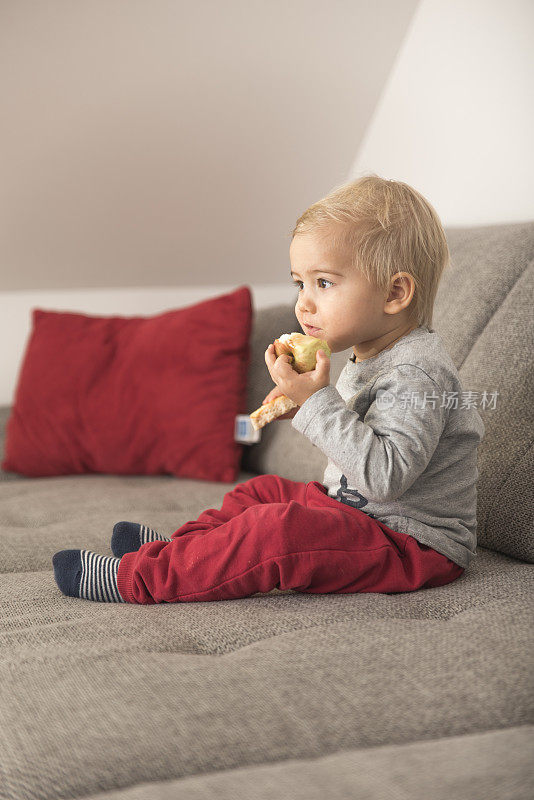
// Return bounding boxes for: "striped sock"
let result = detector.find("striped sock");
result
[111,521,171,558]
[52,549,125,602]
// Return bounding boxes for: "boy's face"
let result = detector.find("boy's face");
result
[289,231,391,354]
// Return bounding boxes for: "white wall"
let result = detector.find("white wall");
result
[349,0,534,226]
[1,0,416,292]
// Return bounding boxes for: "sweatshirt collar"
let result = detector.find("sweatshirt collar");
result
[348,326,431,364]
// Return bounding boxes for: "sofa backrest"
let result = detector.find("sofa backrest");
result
[0,407,17,481]
[243,220,534,564]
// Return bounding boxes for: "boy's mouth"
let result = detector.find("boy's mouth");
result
[304,324,322,335]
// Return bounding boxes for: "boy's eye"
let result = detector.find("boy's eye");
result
[292,278,333,290]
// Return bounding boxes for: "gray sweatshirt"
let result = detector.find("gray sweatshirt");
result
[291,326,485,569]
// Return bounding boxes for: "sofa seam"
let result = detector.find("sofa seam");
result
[457,255,533,371]
[482,437,534,538]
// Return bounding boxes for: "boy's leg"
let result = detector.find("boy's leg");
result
[110,475,294,556]
[168,474,310,539]
[116,479,462,604]
[53,474,311,601]
[111,522,171,558]
[53,550,126,602]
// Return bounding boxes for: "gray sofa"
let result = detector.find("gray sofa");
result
[1,220,533,800]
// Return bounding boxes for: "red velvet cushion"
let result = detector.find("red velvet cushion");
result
[2,286,252,481]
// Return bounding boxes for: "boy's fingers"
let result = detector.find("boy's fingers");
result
[318,350,329,368]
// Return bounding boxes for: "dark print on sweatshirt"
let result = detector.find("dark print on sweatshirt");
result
[336,474,370,510]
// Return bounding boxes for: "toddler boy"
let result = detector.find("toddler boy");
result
[53,175,484,603]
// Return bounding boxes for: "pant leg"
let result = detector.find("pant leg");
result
[117,479,464,604]
[169,474,308,539]
[404,539,465,589]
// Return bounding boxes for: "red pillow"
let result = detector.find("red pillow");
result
[2,286,252,481]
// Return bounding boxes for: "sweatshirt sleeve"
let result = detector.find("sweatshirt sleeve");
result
[291,364,448,503]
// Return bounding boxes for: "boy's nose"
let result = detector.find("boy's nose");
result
[297,295,316,313]
[297,303,316,317]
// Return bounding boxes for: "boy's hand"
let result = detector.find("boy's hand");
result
[264,344,331,408]
[261,386,299,420]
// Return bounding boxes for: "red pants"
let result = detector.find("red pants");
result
[116,474,464,604]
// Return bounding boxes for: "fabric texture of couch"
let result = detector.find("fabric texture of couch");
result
[1,220,533,799]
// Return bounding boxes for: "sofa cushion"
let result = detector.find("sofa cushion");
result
[69,726,534,800]
[1,286,252,482]
[2,550,532,800]
[0,461,532,799]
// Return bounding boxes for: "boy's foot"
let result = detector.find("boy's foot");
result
[111,521,171,558]
[52,550,125,602]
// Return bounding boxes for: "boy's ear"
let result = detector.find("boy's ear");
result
[386,272,415,312]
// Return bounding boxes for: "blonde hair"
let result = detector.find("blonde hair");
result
[290,174,449,328]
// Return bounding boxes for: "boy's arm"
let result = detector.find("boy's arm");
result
[291,364,448,504]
